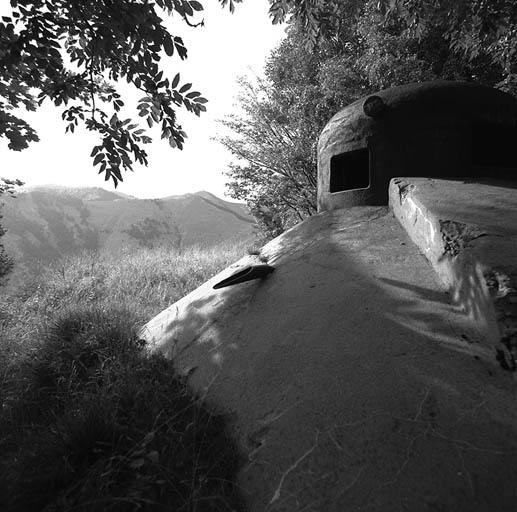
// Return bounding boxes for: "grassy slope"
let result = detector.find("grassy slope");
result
[0,242,247,512]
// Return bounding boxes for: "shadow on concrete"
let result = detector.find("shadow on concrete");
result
[377,276,452,305]
[462,177,517,190]
[145,207,517,512]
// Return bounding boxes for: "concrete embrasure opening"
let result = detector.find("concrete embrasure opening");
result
[472,123,517,175]
[329,148,370,192]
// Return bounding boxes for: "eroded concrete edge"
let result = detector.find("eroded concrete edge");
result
[389,178,517,370]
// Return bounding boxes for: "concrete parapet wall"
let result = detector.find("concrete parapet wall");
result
[390,177,517,369]
[142,190,517,509]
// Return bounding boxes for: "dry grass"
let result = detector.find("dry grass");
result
[0,242,247,512]
[1,243,245,356]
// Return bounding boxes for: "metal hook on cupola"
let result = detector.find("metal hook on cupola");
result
[213,264,275,289]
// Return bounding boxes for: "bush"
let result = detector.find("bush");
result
[0,243,248,511]
[0,305,244,512]
[0,242,246,362]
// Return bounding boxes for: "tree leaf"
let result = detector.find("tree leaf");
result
[151,107,160,122]
[93,153,104,166]
[163,35,174,56]
[190,1,203,11]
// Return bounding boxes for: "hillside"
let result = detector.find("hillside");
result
[1,185,255,270]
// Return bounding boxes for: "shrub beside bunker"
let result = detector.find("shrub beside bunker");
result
[0,305,244,511]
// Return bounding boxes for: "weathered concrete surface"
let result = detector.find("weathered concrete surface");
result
[318,81,517,211]
[142,207,517,511]
[390,178,517,370]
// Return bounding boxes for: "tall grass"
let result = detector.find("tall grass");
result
[0,242,247,511]
[1,243,245,357]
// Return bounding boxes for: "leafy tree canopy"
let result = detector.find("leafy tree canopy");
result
[222,0,516,236]
[270,0,517,92]
[386,0,517,92]
[0,0,249,186]
[0,0,302,274]
[2,0,515,238]
[0,0,322,188]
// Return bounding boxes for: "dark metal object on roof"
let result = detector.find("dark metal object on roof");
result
[213,264,275,289]
[362,95,386,118]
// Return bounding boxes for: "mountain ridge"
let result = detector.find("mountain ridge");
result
[18,185,135,201]
[2,185,255,271]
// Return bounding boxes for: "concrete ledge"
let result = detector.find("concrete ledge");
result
[389,177,517,369]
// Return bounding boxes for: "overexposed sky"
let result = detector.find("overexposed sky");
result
[1,2,286,199]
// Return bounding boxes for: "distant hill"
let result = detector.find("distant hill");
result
[1,185,255,270]
[19,185,136,202]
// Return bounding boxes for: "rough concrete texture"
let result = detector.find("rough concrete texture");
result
[389,178,517,370]
[142,207,517,511]
[318,81,517,211]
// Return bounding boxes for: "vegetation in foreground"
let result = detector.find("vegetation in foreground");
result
[222,1,517,236]
[0,243,247,511]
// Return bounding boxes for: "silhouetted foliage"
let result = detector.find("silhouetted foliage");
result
[0,0,241,186]
[223,0,516,236]
[0,0,323,188]
[269,1,517,95]
[0,178,23,284]
[0,306,244,511]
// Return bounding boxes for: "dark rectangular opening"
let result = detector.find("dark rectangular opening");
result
[330,148,370,193]
[472,124,517,178]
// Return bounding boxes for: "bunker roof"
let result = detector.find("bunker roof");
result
[318,81,517,154]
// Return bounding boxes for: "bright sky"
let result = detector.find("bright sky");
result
[1,2,286,199]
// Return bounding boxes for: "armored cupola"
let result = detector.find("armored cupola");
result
[318,81,517,211]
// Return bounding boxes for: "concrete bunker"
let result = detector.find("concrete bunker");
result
[142,81,517,510]
[318,81,517,211]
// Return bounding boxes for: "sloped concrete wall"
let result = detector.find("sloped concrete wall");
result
[142,205,517,511]
[390,178,517,370]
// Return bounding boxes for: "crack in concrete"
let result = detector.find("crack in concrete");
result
[455,443,475,496]
[376,426,430,491]
[327,429,344,452]
[428,427,510,455]
[268,434,320,506]
[175,318,218,358]
[247,402,304,459]
[365,388,501,507]
[456,399,489,421]
[197,366,224,401]
[332,466,365,505]
[439,220,486,257]
[413,387,431,422]
[393,179,415,203]
[257,400,303,427]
